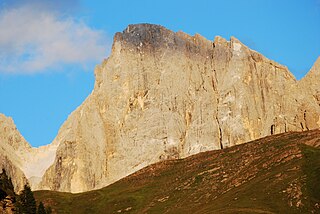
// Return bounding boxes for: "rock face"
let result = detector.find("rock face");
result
[33,130,320,214]
[299,57,320,108]
[0,114,29,192]
[38,24,320,193]
[0,114,58,192]
[1,24,319,193]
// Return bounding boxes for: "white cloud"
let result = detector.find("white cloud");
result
[0,6,109,74]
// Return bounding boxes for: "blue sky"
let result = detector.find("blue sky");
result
[0,0,319,147]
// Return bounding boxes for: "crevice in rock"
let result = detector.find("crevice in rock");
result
[300,122,304,130]
[217,123,223,149]
[271,125,275,135]
[303,110,309,130]
[213,93,223,149]
[284,122,287,133]
[210,42,223,149]
[211,74,223,149]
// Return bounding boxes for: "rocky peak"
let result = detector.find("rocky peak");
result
[115,24,174,48]
[114,24,217,57]
[214,35,228,45]
[0,114,59,191]
[0,114,31,151]
[299,56,320,107]
[303,56,320,78]
[0,114,30,192]
[40,24,320,193]
[2,24,320,194]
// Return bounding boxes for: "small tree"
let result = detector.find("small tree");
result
[0,169,17,213]
[0,169,15,199]
[37,201,46,214]
[18,184,36,214]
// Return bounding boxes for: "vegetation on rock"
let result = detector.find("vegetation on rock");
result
[34,130,320,213]
[0,170,51,214]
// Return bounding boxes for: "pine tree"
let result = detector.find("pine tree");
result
[1,169,51,213]
[18,184,36,214]
[0,169,15,199]
[0,169,17,213]
[37,201,46,214]
[0,169,16,204]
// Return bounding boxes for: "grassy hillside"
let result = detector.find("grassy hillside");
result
[34,130,320,214]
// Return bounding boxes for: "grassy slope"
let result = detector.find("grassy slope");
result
[34,130,320,214]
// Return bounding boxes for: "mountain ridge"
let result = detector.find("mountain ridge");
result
[0,23,319,193]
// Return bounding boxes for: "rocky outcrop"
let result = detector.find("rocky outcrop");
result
[0,114,58,192]
[37,24,320,193]
[299,57,320,108]
[0,114,29,192]
[0,154,27,194]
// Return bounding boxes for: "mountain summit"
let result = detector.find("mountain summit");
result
[1,24,320,193]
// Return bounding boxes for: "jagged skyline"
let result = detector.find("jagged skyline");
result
[1,23,319,193]
[0,0,319,147]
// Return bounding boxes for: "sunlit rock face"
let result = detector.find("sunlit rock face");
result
[1,24,319,193]
[39,24,320,193]
[0,113,60,192]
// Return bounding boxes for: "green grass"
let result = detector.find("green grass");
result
[34,130,320,214]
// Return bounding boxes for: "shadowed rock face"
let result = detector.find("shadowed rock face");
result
[1,24,319,193]
[115,24,212,55]
[116,24,174,50]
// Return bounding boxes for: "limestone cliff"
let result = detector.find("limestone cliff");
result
[1,24,319,193]
[0,114,59,191]
[36,24,320,193]
[0,114,29,192]
[299,57,320,108]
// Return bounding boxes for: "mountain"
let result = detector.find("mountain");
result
[34,130,320,213]
[0,24,319,193]
[299,57,320,107]
[0,114,30,192]
[0,114,58,192]
[38,24,320,193]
